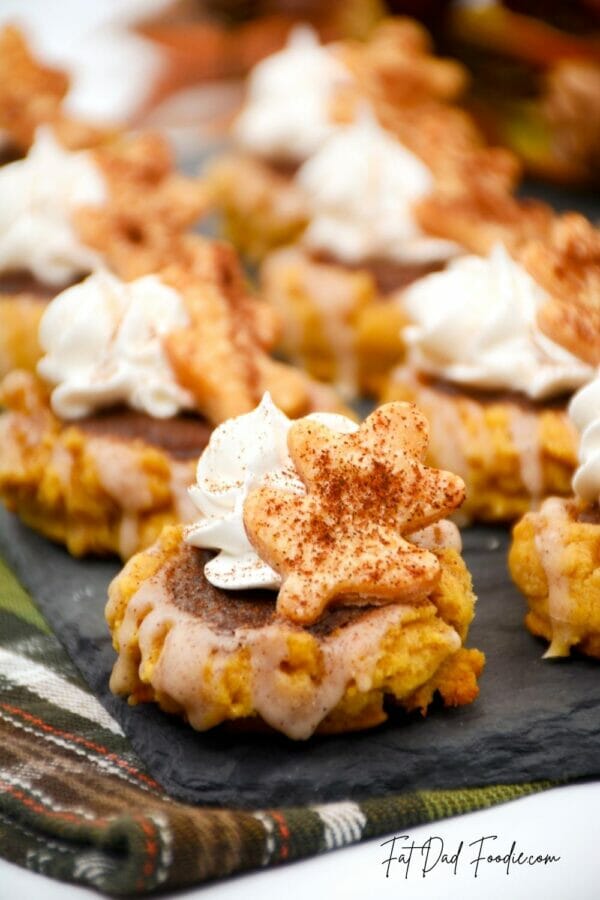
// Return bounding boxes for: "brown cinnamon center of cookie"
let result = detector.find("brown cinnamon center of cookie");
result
[417,372,571,409]
[77,408,212,460]
[0,144,21,166]
[577,504,600,525]
[164,544,368,637]
[310,249,445,295]
[265,158,302,179]
[0,270,81,299]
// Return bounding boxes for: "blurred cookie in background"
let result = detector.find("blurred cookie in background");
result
[137,0,385,144]
[444,0,600,186]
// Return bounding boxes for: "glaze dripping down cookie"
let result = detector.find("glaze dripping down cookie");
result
[106,395,484,738]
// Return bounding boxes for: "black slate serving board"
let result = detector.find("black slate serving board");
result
[1,507,599,809]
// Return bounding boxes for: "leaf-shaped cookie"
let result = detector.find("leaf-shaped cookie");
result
[243,402,465,624]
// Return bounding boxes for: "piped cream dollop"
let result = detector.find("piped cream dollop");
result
[185,393,462,590]
[233,25,351,163]
[570,374,600,505]
[297,110,460,265]
[185,393,358,589]
[0,127,106,285]
[38,269,194,420]
[403,243,595,400]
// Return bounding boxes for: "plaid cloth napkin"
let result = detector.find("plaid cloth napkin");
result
[0,555,557,896]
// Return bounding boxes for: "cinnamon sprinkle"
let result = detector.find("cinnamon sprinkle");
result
[243,401,465,624]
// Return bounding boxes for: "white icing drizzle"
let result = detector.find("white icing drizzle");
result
[409,520,462,553]
[301,261,359,400]
[87,439,154,511]
[508,406,544,500]
[109,566,462,740]
[259,248,305,374]
[391,367,559,505]
[261,247,360,398]
[118,515,141,562]
[393,367,469,480]
[170,461,199,524]
[533,497,579,658]
[86,439,197,558]
[49,442,73,488]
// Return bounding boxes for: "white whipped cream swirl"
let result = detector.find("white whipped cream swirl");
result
[185,393,358,589]
[402,243,595,400]
[297,110,460,265]
[569,375,600,504]
[0,127,106,285]
[38,270,194,420]
[233,26,351,163]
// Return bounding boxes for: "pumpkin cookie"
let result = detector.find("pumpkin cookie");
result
[209,21,519,397]
[383,232,597,521]
[106,395,484,738]
[208,19,505,262]
[0,126,206,378]
[0,240,348,559]
[510,375,600,659]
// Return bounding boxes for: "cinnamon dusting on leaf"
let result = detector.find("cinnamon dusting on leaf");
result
[160,238,326,423]
[243,401,465,624]
[521,214,600,367]
[0,25,113,153]
[74,134,208,279]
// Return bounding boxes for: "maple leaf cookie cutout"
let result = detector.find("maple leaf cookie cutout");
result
[243,402,466,624]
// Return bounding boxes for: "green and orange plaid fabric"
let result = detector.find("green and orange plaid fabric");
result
[0,556,558,896]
